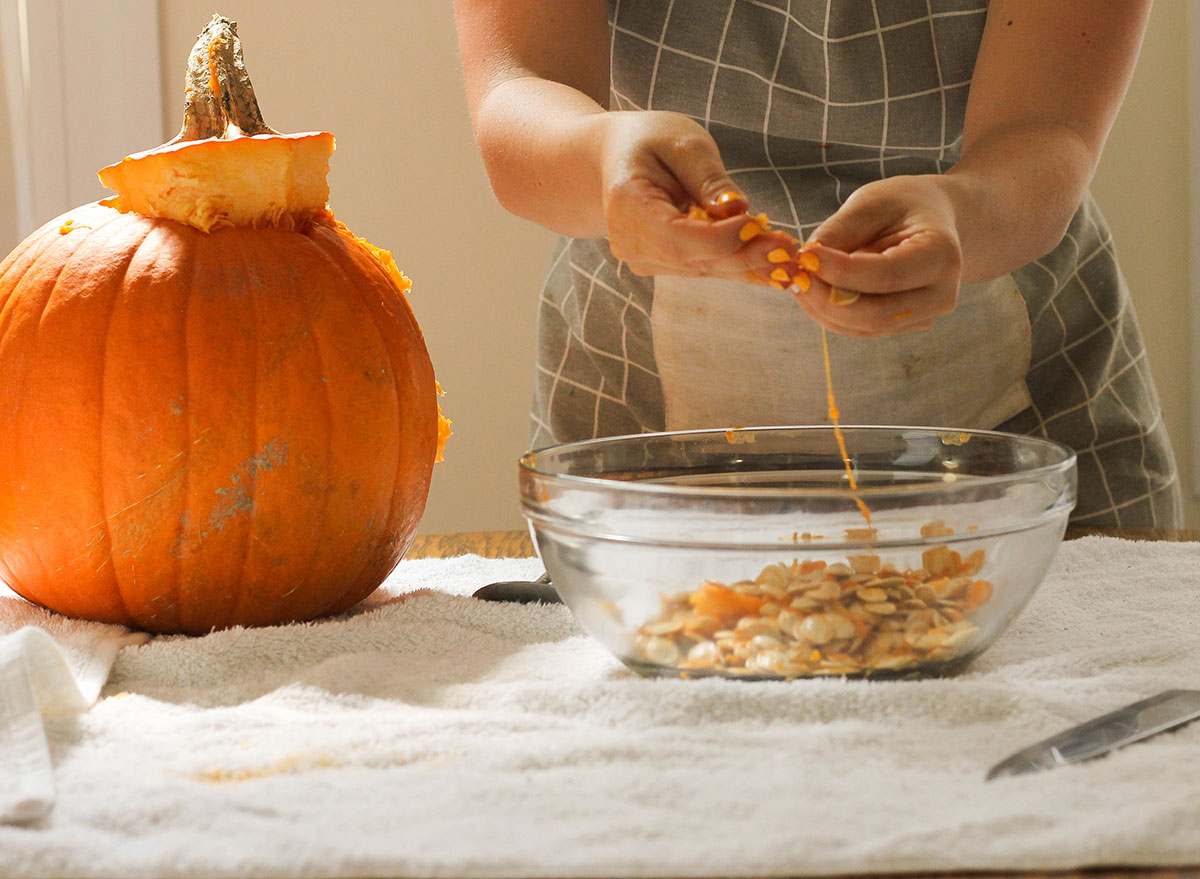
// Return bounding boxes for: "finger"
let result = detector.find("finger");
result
[803,232,960,294]
[703,187,749,220]
[611,175,704,226]
[790,293,877,338]
[655,129,747,222]
[625,244,803,286]
[805,184,906,254]
[670,211,766,261]
[793,277,954,336]
[737,228,802,279]
[622,255,775,281]
[609,178,747,267]
[670,249,798,285]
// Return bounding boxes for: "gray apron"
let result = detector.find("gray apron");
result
[530,0,1181,528]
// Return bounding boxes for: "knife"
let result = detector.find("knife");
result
[472,572,561,604]
[986,689,1200,780]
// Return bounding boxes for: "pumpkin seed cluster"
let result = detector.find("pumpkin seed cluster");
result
[632,540,994,678]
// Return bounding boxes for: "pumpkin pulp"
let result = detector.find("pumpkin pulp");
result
[820,327,872,526]
[694,203,871,527]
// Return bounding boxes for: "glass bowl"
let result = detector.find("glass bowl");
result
[519,425,1076,680]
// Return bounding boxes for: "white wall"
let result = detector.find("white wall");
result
[158,1,557,535]
[0,31,17,250]
[1,2,1192,535]
[0,1,162,239]
[1090,0,1195,527]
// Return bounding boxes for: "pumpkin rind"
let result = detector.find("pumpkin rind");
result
[0,16,443,633]
[0,204,437,633]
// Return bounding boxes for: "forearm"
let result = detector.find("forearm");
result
[944,121,1096,284]
[454,0,613,239]
[944,0,1151,285]
[471,77,610,239]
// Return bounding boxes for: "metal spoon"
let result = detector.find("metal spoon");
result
[472,572,561,604]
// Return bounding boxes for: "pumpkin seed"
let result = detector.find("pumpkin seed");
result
[630,538,992,676]
[640,619,682,636]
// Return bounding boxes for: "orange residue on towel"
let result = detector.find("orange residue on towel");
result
[190,752,344,783]
[189,749,417,783]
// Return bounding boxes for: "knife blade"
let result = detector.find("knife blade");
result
[986,689,1200,780]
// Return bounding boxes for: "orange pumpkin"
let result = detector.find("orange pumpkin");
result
[0,16,448,634]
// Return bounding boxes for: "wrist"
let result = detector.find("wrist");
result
[937,170,994,284]
[945,124,1094,282]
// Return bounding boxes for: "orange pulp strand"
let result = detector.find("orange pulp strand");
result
[820,327,872,525]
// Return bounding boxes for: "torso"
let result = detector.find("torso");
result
[530,0,1181,528]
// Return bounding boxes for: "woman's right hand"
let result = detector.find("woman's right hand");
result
[598,111,804,284]
[455,0,804,285]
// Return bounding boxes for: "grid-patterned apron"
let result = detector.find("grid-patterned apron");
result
[530,0,1182,528]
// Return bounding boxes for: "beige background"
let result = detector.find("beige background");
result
[0,31,15,257]
[0,1,1195,533]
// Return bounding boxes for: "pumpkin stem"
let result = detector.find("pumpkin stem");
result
[169,14,278,143]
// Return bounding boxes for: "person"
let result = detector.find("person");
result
[453,0,1181,528]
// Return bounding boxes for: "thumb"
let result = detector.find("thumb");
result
[665,131,747,220]
[806,183,905,252]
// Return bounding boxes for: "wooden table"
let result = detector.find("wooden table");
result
[407,527,1197,879]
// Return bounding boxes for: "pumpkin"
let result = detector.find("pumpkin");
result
[0,15,449,634]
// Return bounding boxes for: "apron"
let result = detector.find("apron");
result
[528,1,1181,528]
[651,274,1031,431]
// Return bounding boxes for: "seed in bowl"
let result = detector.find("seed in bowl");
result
[631,545,993,678]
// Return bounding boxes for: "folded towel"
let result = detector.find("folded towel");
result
[0,599,150,823]
[0,536,1197,878]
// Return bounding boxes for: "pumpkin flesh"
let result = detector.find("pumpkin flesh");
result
[98,132,335,232]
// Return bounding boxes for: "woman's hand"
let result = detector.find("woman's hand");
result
[790,0,1152,340]
[794,175,964,338]
[599,110,801,282]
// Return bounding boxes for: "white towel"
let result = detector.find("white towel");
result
[0,599,150,823]
[0,536,1197,878]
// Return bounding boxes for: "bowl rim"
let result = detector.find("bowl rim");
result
[520,424,1077,501]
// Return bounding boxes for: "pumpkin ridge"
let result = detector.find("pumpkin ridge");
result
[172,227,247,633]
[16,230,131,608]
[332,221,437,612]
[2,231,107,614]
[98,221,197,631]
[1,253,73,607]
[295,227,407,617]
[253,230,335,624]
[165,229,200,634]
[219,230,260,632]
[0,224,65,296]
[33,214,139,342]
[0,208,125,306]
[97,222,159,626]
[319,220,449,464]
[294,256,338,621]
[3,213,139,615]
[0,205,103,283]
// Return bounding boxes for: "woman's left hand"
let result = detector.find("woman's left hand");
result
[794,175,964,338]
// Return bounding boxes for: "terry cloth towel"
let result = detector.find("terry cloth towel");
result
[0,603,150,823]
[0,536,1197,878]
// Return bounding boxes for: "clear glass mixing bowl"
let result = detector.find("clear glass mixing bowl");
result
[519,426,1076,680]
